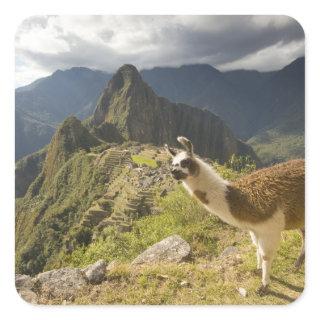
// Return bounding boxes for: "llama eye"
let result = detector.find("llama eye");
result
[180,159,190,168]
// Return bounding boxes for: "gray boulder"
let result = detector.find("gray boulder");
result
[131,235,191,265]
[18,289,38,304]
[35,268,88,300]
[15,274,34,291]
[220,246,238,258]
[82,259,106,284]
[106,260,118,273]
[16,274,38,304]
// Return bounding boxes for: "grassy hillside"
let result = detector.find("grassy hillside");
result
[15,151,110,275]
[248,130,304,166]
[16,136,176,275]
[38,185,304,305]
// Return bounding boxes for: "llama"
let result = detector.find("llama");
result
[165,136,305,295]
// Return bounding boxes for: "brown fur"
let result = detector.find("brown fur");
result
[181,158,200,177]
[193,190,209,204]
[225,159,305,229]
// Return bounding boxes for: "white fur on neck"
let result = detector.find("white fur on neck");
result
[182,157,239,227]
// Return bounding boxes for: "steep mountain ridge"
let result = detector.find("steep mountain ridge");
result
[42,116,101,188]
[15,68,112,159]
[141,58,304,164]
[16,67,112,124]
[92,64,258,163]
[247,57,305,164]
[141,64,252,138]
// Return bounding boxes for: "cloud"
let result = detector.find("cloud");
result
[15,15,304,87]
[218,39,305,71]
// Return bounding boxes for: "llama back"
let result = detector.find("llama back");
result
[226,159,305,229]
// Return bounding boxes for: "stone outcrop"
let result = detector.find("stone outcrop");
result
[15,274,38,304]
[14,242,248,304]
[16,260,108,303]
[131,235,191,265]
[92,64,259,163]
[82,259,107,284]
[35,268,88,300]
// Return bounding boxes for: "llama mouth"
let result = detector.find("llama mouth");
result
[171,170,188,180]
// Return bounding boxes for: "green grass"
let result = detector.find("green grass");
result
[55,186,304,305]
[248,129,304,165]
[72,251,304,305]
[58,186,223,267]
[131,154,158,168]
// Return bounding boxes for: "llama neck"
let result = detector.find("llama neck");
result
[183,158,228,194]
[182,158,233,223]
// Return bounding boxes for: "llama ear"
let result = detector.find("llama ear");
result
[164,144,177,157]
[177,136,193,156]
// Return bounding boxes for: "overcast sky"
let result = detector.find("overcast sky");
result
[15,15,304,87]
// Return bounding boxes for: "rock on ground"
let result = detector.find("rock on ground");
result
[219,246,238,258]
[15,274,34,291]
[35,268,88,300]
[238,287,247,297]
[16,274,38,304]
[216,246,243,271]
[131,235,191,265]
[18,289,38,304]
[106,260,118,273]
[82,259,106,284]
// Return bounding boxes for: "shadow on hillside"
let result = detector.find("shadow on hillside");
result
[267,289,296,303]
[270,275,304,293]
[265,275,304,303]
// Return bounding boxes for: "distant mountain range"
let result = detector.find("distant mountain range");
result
[141,58,304,139]
[142,57,305,164]
[15,67,112,159]
[15,58,304,164]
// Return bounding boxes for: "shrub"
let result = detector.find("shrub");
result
[225,154,256,174]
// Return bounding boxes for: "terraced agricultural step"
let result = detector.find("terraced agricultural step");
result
[139,190,155,195]
[124,208,139,218]
[97,219,118,229]
[143,201,154,207]
[109,216,123,222]
[95,199,114,211]
[126,203,140,210]
[112,211,128,219]
[118,224,132,232]
[81,208,112,227]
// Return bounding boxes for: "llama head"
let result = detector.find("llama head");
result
[164,136,199,180]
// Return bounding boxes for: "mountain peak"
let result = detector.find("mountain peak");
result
[93,64,147,126]
[91,64,258,163]
[113,64,142,85]
[118,64,139,74]
[42,116,100,187]
[51,116,100,155]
